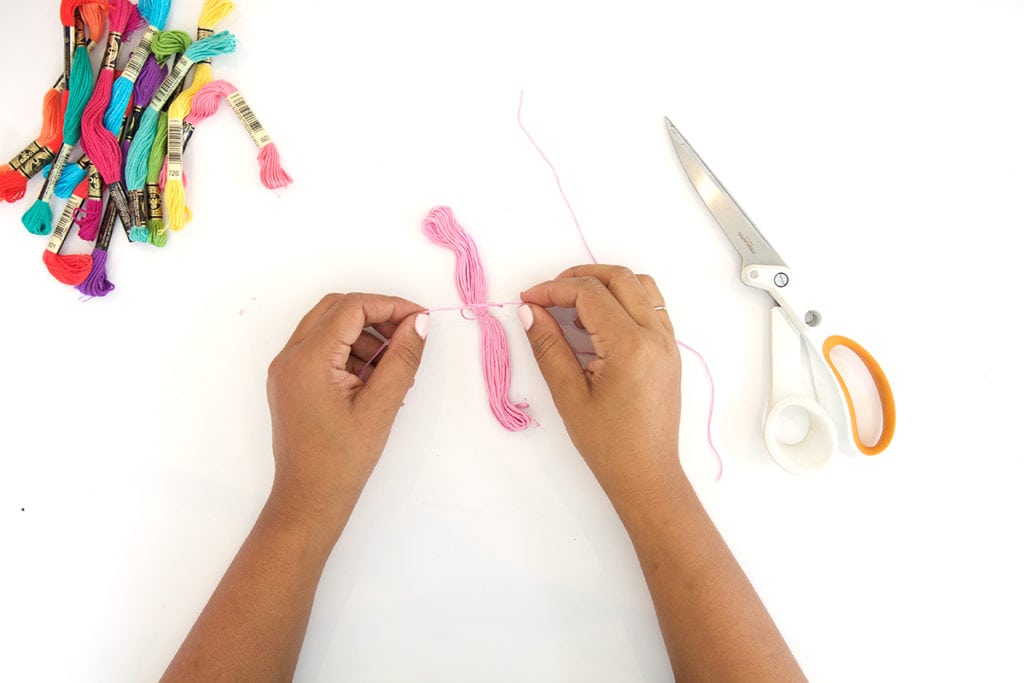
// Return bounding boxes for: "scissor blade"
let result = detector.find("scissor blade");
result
[666,118,786,270]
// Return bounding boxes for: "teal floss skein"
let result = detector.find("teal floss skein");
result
[124,31,237,198]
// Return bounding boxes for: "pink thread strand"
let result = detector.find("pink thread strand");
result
[517,92,722,480]
[422,206,532,432]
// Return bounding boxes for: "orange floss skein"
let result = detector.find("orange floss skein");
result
[0,90,65,203]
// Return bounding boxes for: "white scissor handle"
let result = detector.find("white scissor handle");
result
[765,307,838,474]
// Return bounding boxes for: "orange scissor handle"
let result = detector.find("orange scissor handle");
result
[821,335,896,455]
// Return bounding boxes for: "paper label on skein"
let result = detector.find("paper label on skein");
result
[9,141,54,179]
[167,118,184,182]
[46,196,84,254]
[146,183,163,220]
[87,165,102,201]
[128,189,148,228]
[124,107,145,144]
[122,27,157,83]
[97,200,117,250]
[74,155,91,171]
[39,144,73,203]
[196,27,214,65]
[226,92,272,149]
[108,181,134,229]
[102,32,123,71]
[150,56,195,114]
[74,14,87,48]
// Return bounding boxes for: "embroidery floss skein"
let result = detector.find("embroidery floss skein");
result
[43,178,93,286]
[0,108,63,204]
[104,0,173,133]
[422,206,532,432]
[21,12,96,235]
[187,80,293,199]
[164,0,236,231]
[79,0,146,232]
[77,198,118,297]
[146,112,170,247]
[124,30,238,242]
[75,164,104,240]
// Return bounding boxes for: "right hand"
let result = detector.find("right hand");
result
[519,265,685,505]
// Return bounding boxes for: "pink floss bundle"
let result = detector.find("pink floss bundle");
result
[186,80,292,194]
[422,206,532,432]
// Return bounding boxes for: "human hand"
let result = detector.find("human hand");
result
[519,265,683,506]
[265,293,430,536]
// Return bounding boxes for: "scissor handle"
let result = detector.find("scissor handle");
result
[821,335,896,455]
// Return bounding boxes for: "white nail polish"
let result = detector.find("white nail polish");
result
[518,304,534,331]
[415,313,431,340]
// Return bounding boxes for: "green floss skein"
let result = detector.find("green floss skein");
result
[22,40,95,235]
[147,112,169,248]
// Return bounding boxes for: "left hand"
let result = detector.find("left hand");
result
[265,293,430,535]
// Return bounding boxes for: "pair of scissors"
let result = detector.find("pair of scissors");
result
[665,118,895,473]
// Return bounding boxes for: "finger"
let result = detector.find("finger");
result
[518,303,589,411]
[305,294,425,368]
[358,311,429,413]
[636,274,674,335]
[371,321,399,340]
[352,330,387,363]
[556,264,660,328]
[285,293,344,347]
[520,275,635,358]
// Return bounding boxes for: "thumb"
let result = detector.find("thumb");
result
[359,312,429,410]
[518,304,588,408]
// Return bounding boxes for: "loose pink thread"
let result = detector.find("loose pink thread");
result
[422,206,532,432]
[517,91,723,480]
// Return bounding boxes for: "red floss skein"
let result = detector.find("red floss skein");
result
[43,178,93,285]
[0,121,64,204]
[422,206,533,432]
[187,80,293,190]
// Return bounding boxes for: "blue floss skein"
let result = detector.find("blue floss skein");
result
[55,160,89,198]
[22,37,96,235]
[124,30,237,242]
[104,0,173,132]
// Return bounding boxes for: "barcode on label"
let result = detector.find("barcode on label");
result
[227,92,272,149]
[168,118,184,180]
[47,198,82,253]
[151,57,192,113]
[122,28,156,82]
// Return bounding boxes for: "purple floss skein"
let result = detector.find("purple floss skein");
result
[122,56,167,162]
[78,249,114,297]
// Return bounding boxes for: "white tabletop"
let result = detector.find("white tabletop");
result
[2,1,1022,680]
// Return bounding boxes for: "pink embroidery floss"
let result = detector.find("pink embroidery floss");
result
[516,92,723,479]
[422,206,532,432]
[187,80,292,193]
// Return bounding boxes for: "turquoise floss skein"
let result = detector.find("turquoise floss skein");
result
[124,30,237,242]
[21,16,95,236]
[105,0,173,132]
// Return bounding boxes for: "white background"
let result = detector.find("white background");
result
[2,0,1022,680]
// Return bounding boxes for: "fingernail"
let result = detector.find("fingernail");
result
[517,304,534,331]
[414,313,431,340]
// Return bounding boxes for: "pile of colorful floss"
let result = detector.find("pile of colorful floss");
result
[0,0,292,297]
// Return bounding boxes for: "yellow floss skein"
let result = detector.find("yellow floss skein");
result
[165,0,235,231]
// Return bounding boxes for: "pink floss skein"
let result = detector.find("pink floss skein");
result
[422,206,532,432]
[187,79,292,190]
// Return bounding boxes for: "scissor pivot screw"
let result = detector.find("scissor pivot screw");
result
[774,272,789,287]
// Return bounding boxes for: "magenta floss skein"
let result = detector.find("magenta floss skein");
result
[75,164,104,240]
[79,0,145,225]
[422,206,532,432]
